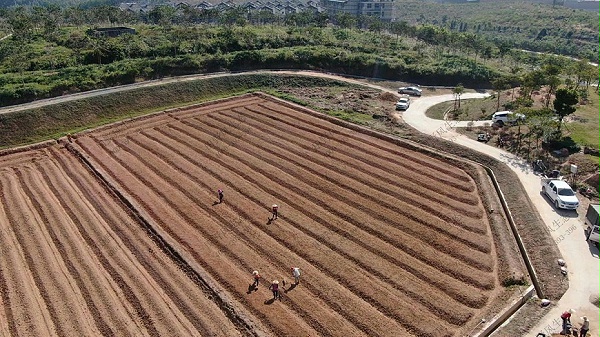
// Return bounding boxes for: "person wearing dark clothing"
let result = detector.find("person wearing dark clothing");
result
[218,189,224,203]
[268,280,280,299]
[579,316,589,337]
[271,204,278,220]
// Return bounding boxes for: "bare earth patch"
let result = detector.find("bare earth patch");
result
[0,93,525,336]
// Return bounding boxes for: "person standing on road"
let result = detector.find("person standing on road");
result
[268,280,280,300]
[561,309,574,333]
[271,204,278,220]
[579,316,589,337]
[252,270,260,288]
[218,189,224,204]
[291,267,301,285]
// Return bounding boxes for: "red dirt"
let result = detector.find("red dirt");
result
[0,93,517,336]
[0,148,245,337]
[72,92,497,336]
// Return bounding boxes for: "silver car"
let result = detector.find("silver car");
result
[398,86,422,96]
[395,98,410,110]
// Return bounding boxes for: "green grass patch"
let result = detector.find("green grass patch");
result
[568,88,599,148]
[328,110,373,124]
[426,96,498,121]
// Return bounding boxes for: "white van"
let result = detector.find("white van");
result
[492,111,525,125]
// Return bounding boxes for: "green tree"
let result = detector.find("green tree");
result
[336,13,357,30]
[453,84,464,109]
[491,77,510,112]
[553,88,578,132]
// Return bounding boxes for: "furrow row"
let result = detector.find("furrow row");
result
[2,170,90,337]
[119,132,455,337]
[78,136,327,337]
[180,118,494,272]
[232,105,480,208]
[113,135,410,334]
[171,96,265,120]
[156,123,493,301]
[258,100,473,185]
[214,109,486,231]
[135,129,481,323]
[47,146,239,337]
[21,163,128,337]
[0,186,57,337]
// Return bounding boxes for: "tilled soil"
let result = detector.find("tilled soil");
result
[59,95,506,336]
[0,148,246,337]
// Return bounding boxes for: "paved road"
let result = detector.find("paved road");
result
[2,70,597,336]
[400,94,599,337]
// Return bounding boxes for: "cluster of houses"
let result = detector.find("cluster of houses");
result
[119,0,395,21]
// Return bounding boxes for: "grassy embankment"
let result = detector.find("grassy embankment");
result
[0,74,362,149]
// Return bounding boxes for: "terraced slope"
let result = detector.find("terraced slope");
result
[0,148,248,337]
[71,93,499,337]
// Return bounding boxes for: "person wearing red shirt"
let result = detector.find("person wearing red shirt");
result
[561,309,575,334]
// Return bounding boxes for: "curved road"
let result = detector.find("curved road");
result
[1,70,597,336]
[401,93,599,337]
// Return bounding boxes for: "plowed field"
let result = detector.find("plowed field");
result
[0,93,504,337]
[0,148,245,337]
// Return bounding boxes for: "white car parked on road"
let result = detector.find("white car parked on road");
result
[395,97,410,110]
[541,179,580,210]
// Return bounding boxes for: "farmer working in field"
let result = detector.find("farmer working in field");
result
[271,204,278,220]
[218,189,224,203]
[291,267,301,285]
[252,270,260,288]
[268,280,280,300]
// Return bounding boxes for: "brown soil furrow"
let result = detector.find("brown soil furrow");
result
[0,150,48,168]
[194,117,492,271]
[0,193,58,337]
[93,117,175,141]
[151,125,491,306]
[0,266,17,336]
[180,119,494,273]
[16,165,169,337]
[77,136,327,337]
[164,123,495,295]
[0,171,85,336]
[19,164,135,337]
[91,96,263,140]
[133,131,480,324]
[215,110,485,227]
[258,100,473,185]
[48,146,243,337]
[113,134,407,337]
[230,106,480,208]
[32,161,202,336]
[171,96,265,120]
[117,133,454,337]
[35,153,206,337]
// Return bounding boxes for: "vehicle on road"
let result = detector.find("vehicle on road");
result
[585,204,599,245]
[541,178,580,210]
[491,111,525,126]
[398,86,422,96]
[395,97,410,110]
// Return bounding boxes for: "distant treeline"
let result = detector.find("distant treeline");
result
[0,5,596,105]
